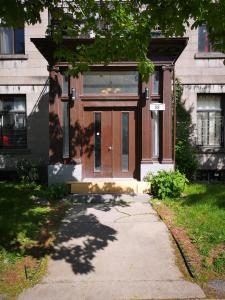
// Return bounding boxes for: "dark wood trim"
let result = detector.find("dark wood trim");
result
[82,101,138,108]
[141,81,153,163]
[161,65,173,164]
[80,94,139,100]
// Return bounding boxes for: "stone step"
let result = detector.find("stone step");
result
[68,180,150,194]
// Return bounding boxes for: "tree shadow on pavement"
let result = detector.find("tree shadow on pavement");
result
[50,195,131,274]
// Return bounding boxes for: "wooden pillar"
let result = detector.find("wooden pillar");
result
[141,81,153,165]
[48,65,63,164]
[161,65,173,164]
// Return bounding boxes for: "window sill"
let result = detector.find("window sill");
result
[0,148,31,155]
[194,52,225,59]
[0,54,28,60]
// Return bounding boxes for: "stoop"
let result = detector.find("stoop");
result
[68,179,150,194]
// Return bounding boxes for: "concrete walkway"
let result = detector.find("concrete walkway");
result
[19,194,205,300]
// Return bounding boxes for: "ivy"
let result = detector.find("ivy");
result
[175,79,198,180]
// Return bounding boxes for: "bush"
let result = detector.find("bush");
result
[41,183,70,201]
[146,170,188,200]
[16,159,47,184]
[175,80,198,179]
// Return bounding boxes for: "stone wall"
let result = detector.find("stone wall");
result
[176,26,225,170]
[0,11,49,170]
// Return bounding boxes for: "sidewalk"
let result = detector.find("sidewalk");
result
[18,194,205,300]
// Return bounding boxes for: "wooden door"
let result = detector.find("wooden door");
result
[83,109,136,178]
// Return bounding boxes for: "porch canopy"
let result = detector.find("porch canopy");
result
[31,37,188,66]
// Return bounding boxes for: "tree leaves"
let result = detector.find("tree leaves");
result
[1,0,225,79]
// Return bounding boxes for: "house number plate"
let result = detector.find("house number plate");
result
[149,103,165,111]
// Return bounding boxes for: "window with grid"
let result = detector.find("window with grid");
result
[0,27,25,54]
[197,95,224,147]
[0,96,27,149]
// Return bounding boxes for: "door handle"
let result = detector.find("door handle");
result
[108,146,112,151]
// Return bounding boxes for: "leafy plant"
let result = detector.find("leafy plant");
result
[41,183,70,201]
[147,170,188,199]
[175,79,198,179]
[213,252,225,273]
[16,159,47,184]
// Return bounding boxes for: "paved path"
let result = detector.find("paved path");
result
[19,194,205,300]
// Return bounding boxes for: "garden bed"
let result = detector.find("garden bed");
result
[0,181,70,300]
[152,183,225,297]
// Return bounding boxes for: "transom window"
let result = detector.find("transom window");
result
[197,95,224,147]
[0,95,27,149]
[0,27,25,55]
[83,71,139,94]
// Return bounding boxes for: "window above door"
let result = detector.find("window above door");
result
[83,71,139,95]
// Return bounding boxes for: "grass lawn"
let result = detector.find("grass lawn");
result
[0,181,70,300]
[152,183,225,281]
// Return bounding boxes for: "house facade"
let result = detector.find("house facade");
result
[0,11,49,177]
[176,25,225,179]
[0,12,224,183]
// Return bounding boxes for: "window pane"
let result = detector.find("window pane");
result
[0,96,27,148]
[0,27,13,54]
[122,112,129,171]
[94,112,101,171]
[209,112,222,146]
[15,28,25,54]
[198,25,210,52]
[0,97,25,111]
[197,95,221,110]
[197,95,223,147]
[14,97,26,111]
[152,111,159,157]
[152,71,160,95]
[62,74,69,96]
[83,71,139,94]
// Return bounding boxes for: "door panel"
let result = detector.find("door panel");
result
[113,110,135,177]
[83,110,112,178]
[83,109,135,178]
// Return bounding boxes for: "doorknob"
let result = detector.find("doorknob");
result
[108,146,112,151]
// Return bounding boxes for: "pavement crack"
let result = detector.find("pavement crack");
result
[114,207,132,216]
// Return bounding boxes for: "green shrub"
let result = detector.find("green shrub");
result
[175,80,198,179]
[16,159,47,184]
[146,170,188,199]
[42,183,70,201]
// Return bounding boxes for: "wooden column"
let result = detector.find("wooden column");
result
[141,82,153,165]
[161,65,173,164]
[48,65,63,164]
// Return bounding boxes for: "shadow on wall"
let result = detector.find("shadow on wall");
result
[49,112,95,183]
[49,114,95,164]
[0,83,50,173]
[27,91,49,163]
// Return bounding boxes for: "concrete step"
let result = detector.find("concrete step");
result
[68,180,150,194]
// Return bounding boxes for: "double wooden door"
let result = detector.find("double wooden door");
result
[83,109,136,178]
